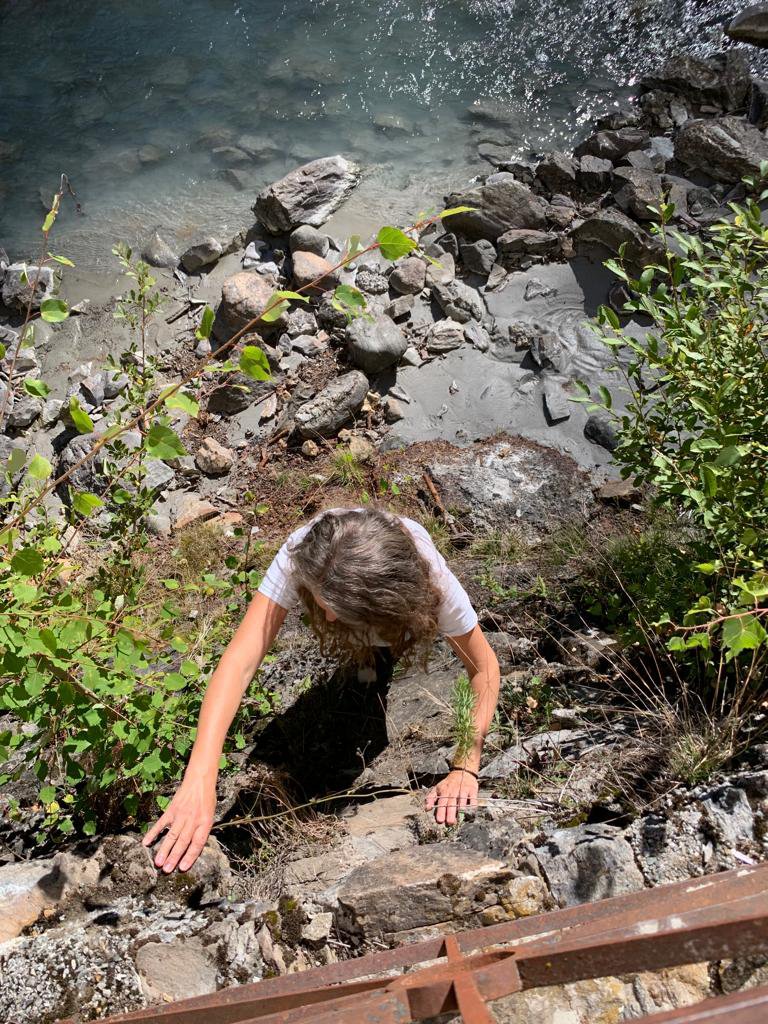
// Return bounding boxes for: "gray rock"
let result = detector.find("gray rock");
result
[628,809,707,886]
[389,256,426,295]
[141,231,178,269]
[536,151,578,193]
[647,135,675,167]
[534,824,644,907]
[291,334,327,356]
[103,369,129,399]
[142,458,176,493]
[620,148,662,174]
[425,251,456,287]
[699,784,755,849]
[213,271,280,342]
[301,912,333,947]
[289,224,330,257]
[432,279,486,324]
[443,176,549,241]
[7,395,42,428]
[613,166,664,220]
[571,207,663,265]
[383,294,415,321]
[135,937,218,1002]
[336,845,509,939]
[355,269,390,295]
[675,115,768,182]
[577,155,613,192]
[641,51,751,112]
[480,729,586,779]
[295,370,369,438]
[584,413,619,451]
[254,156,360,234]
[346,316,407,373]
[285,306,319,338]
[728,3,768,47]
[543,378,572,423]
[41,397,63,427]
[180,237,223,273]
[426,319,465,353]
[236,132,284,162]
[1,263,54,311]
[748,78,768,129]
[529,329,570,372]
[465,320,492,352]
[383,396,406,422]
[497,229,559,259]
[460,239,498,275]
[208,370,273,415]
[574,127,650,162]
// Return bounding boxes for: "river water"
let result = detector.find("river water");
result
[0,0,752,268]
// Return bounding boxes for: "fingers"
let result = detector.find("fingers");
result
[159,821,196,874]
[142,811,171,847]
[179,825,211,873]
[428,783,479,825]
[425,787,437,810]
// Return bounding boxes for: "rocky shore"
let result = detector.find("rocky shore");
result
[2,9,768,1023]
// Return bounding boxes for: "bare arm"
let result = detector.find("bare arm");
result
[143,593,287,871]
[426,625,500,824]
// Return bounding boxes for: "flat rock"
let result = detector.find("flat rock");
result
[0,859,63,944]
[675,115,768,183]
[432,279,486,323]
[135,937,219,1002]
[336,845,509,938]
[497,228,559,258]
[574,127,650,162]
[570,207,662,265]
[480,729,587,779]
[613,166,664,220]
[443,175,549,240]
[534,823,645,907]
[253,156,360,234]
[291,250,339,290]
[1,263,54,311]
[426,318,465,353]
[346,316,407,373]
[295,370,369,438]
[641,51,750,112]
[536,150,578,193]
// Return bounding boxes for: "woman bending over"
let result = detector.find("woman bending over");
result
[144,507,500,872]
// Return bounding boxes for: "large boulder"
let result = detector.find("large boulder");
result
[536,151,578,193]
[253,156,360,234]
[1,263,54,311]
[675,115,768,182]
[574,127,649,162]
[346,316,407,373]
[212,271,280,342]
[389,256,426,295]
[640,52,750,112]
[728,3,768,47]
[570,207,663,265]
[294,370,369,438]
[443,174,549,240]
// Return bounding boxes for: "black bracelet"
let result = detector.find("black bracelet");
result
[450,766,479,780]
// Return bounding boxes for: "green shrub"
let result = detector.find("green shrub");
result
[578,179,768,667]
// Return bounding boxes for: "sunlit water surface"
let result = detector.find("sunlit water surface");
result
[0,0,758,267]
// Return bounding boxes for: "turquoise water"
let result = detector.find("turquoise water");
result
[0,0,751,267]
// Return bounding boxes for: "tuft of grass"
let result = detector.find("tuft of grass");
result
[330,450,365,488]
[450,672,477,765]
[420,512,454,558]
[665,726,737,787]
[469,528,524,565]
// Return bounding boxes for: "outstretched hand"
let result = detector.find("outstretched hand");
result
[142,774,217,873]
[425,769,479,826]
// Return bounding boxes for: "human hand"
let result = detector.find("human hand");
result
[142,773,217,873]
[425,769,479,826]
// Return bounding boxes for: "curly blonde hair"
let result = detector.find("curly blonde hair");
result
[290,508,441,667]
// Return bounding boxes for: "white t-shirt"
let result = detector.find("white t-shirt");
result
[258,510,478,638]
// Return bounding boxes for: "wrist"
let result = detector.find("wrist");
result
[184,762,219,787]
[449,765,479,780]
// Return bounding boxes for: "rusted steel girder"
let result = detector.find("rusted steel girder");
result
[87,861,768,1024]
[631,984,768,1024]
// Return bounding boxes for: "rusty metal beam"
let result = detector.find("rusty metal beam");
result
[89,862,768,1024]
[628,985,768,1023]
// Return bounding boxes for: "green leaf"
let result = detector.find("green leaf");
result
[11,547,45,576]
[72,491,104,516]
[700,464,718,497]
[27,454,52,480]
[145,423,187,460]
[598,304,620,329]
[39,298,70,323]
[39,786,57,803]
[274,290,309,303]
[331,284,368,321]
[260,297,289,323]
[377,226,417,261]
[195,305,215,342]
[597,385,613,410]
[24,378,50,399]
[722,613,768,661]
[48,253,75,267]
[239,345,271,381]
[163,389,200,417]
[68,397,94,434]
[440,206,476,218]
